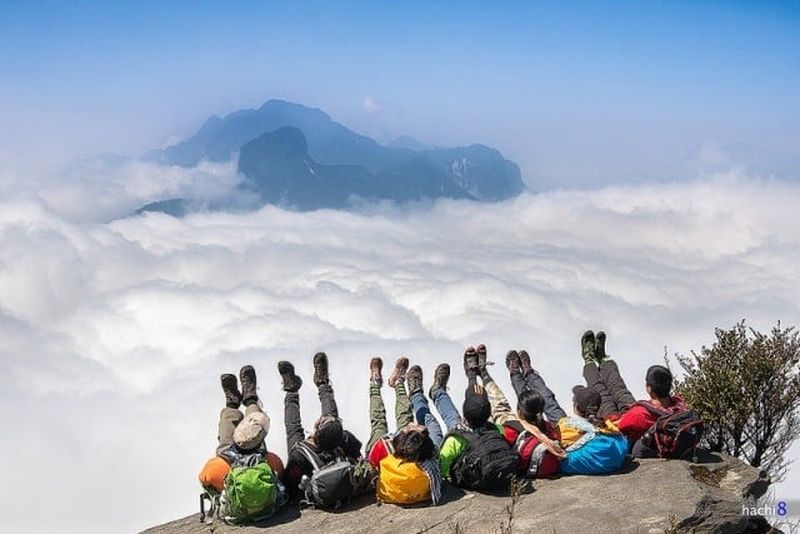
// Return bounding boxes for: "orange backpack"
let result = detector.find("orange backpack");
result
[199,452,285,492]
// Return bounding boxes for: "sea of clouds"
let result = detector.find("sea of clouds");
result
[0,162,798,532]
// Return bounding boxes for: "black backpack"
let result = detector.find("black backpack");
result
[294,442,374,509]
[636,402,704,459]
[447,424,517,491]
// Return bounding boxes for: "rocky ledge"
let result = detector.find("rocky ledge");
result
[144,452,773,534]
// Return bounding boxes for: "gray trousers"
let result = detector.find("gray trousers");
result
[583,360,636,418]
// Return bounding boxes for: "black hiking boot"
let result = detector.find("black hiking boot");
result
[388,357,410,388]
[221,373,242,408]
[463,346,479,379]
[370,357,383,387]
[505,350,521,375]
[313,351,330,386]
[239,365,258,406]
[518,350,533,375]
[581,330,596,365]
[476,344,493,370]
[594,331,609,363]
[429,363,450,398]
[407,365,423,395]
[278,360,303,393]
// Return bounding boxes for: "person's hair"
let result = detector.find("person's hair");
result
[314,415,344,452]
[517,390,547,432]
[392,428,435,463]
[646,365,673,398]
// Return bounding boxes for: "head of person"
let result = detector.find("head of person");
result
[392,423,436,463]
[233,411,271,451]
[516,389,546,431]
[645,365,673,400]
[313,415,344,452]
[571,385,602,426]
[463,385,492,428]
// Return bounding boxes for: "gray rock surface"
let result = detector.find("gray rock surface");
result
[143,453,772,534]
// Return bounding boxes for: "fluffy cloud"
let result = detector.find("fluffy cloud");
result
[0,175,799,532]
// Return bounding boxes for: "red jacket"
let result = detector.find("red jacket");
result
[610,396,687,443]
[501,420,560,479]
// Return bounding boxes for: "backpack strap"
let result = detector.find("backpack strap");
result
[634,400,671,418]
[381,435,395,455]
[294,441,324,472]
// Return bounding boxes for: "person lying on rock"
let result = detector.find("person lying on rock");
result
[198,365,286,522]
[579,330,699,459]
[436,346,518,491]
[278,352,370,508]
[478,349,566,479]
[365,357,442,505]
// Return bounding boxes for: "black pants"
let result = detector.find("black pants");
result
[284,383,339,450]
[510,370,567,422]
[582,361,635,418]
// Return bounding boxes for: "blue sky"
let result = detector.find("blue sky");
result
[1,0,799,187]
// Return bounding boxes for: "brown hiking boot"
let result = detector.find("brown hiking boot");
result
[505,350,521,375]
[370,357,383,386]
[221,373,242,408]
[518,350,533,375]
[313,352,330,386]
[388,357,410,387]
[429,363,450,398]
[407,365,423,395]
[278,360,303,393]
[476,344,493,370]
[463,346,479,378]
[239,365,258,405]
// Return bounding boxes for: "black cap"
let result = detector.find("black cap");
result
[463,390,491,426]
[572,385,601,416]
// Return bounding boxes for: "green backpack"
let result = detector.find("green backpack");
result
[220,462,280,524]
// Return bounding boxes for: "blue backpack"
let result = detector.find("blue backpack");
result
[560,433,628,475]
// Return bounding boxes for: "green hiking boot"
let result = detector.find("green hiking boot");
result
[221,373,242,408]
[595,331,611,363]
[388,357,410,387]
[407,365,423,395]
[581,330,596,364]
[370,357,383,386]
[429,363,450,398]
[518,349,533,375]
[278,360,303,392]
[239,365,258,405]
[313,351,330,386]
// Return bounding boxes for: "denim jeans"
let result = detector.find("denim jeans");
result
[410,390,445,449]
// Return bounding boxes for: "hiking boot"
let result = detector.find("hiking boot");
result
[518,350,533,375]
[476,344,493,370]
[370,357,383,386]
[221,373,242,408]
[239,365,258,405]
[407,365,423,395]
[278,360,303,393]
[594,331,609,363]
[505,350,521,375]
[388,357,410,388]
[463,346,479,378]
[429,363,450,397]
[581,330,596,364]
[313,351,330,386]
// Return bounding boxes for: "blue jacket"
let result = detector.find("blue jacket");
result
[560,433,628,475]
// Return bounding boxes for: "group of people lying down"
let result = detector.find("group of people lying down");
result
[198,330,702,523]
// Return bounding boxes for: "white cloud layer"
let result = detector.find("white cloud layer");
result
[0,174,799,532]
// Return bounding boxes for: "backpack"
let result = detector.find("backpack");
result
[376,451,431,505]
[448,424,518,491]
[295,441,373,509]
[636,401,704,459]
[218,462,281,524]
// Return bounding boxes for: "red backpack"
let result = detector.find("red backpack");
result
[636,401,704,459]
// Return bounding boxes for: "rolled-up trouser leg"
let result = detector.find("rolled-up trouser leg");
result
[394,382,414,428]
[599,360,636,412]
[583,362,617,418]
[216,407,243,455]
[410,390,444,449]
[483,378,518,425]
[367,383,389,452]
[524,370,567,422]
